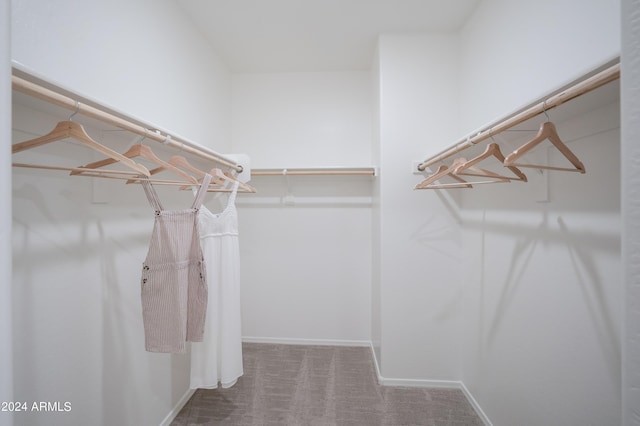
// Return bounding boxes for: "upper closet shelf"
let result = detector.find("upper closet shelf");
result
[252,167,377,177]
[416,60,619,171]
[414,59,620,190]
[11,62,244,175]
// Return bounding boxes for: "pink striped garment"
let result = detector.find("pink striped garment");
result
[139,174,212,353]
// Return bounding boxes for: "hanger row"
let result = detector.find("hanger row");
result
[415,119,585,190]
[11,117,256,193]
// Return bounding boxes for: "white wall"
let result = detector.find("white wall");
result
[231,72,373,344]
[371,44,383,371]
[460,102,621,426]
[376,34,463,382]
[10,1,231,425]
[621,0,640,423]
[231,72,372,168]
[458,0,621,135]
[1,2,13,426]
[11,0,231,149]
[456,0,622,424]
[8,1,629,426]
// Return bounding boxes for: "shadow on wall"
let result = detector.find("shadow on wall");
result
[463,209,621,398]
[557,216,621,391]
[482,212,550,345]
[410,186,465,262]
[408,189,468,323]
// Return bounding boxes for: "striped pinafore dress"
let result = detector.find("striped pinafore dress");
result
[140,174,212,353]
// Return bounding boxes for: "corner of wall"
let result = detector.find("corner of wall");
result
[159,389,196,426]
[0,0,13,422]
[370,34,383,379]
[459,382,493,426]
[621,0,640,423]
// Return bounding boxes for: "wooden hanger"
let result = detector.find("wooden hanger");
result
[128,154,205,184]
[73,144,198,184]
[415,157,512,190]
[503,121,585,173]
[170,155,256,193]
[168,170,256,193]
[415,159,473,190]
[12,163,150,178]
[203,168,256,193]
[145,155,226,189]
[454,143,528,182]
[138,155,257,193]
[124,154,217,188]
[151,155,253,192]
[12,120,150,177]
[168,155,207,177]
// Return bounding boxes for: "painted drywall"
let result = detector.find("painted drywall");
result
[10,1,232,425]
[458,0,621,136]
[11,0,231,150]
[237,183,373,344]
[456,0,622,424]
[231,72,372,168]
[371,45,383,372]
[8,2,629,426]
[622,0,640,423]
[376,34,463,381]
[12,104,212,426]
[231,72,373,344]
[1,2,13,426]
[460,102,621,426]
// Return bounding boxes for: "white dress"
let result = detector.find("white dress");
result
[190,181,243,389]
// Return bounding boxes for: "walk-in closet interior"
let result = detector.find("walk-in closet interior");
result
[3,0,639,425]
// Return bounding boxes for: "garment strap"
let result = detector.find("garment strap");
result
[227,180,240,207]
[140,177,163,213]
[191,173,212,210]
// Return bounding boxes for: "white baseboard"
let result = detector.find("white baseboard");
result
[380,377,463,388]
[159,388,196,426]
[369,342,383,385]
[235,339,492,426]
[366,344,492,426]
[368,342,459,388]
[460,382,493,426]
[242,336,371,347]
[155,340,491,426]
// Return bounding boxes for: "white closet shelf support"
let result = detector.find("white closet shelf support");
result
[11,64,243,173]
[416,59,620,171]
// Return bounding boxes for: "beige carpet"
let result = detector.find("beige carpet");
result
[172,343,484,425]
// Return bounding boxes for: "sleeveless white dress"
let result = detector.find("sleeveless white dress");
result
[190,181,243,389]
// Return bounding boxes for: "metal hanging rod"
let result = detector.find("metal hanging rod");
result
[11,65,243,173]
[417,60,620,172]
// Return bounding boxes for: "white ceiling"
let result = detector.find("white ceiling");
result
[175,0,480,73]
